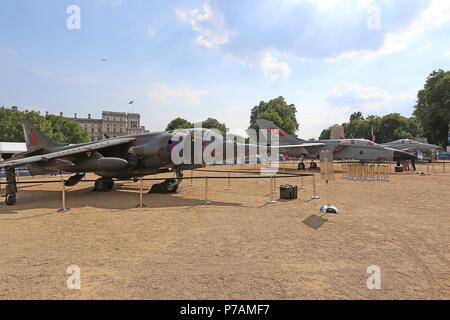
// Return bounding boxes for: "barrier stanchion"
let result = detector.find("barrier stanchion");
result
[136,177,146,208]
[225,172,232,191]
[0,175,3,196]
[432,161,435,173]
[300,175,306,190]
[58,173,70,212]
[267,176,276,204]
[202,177,211,204]
[427,162,430,175]
[311,173,320,199]
[188,170,193,186]
[273,175,278,194]
[444,161,446,173]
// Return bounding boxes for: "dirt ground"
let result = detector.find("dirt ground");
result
[0,161,448,300]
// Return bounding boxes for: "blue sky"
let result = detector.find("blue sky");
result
[0,0,449,138]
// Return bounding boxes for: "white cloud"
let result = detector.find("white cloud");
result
[0,47,16,55]
[146,82,207,105]
[326,81,418,112]
[326,0,450,61]
[286,0,373,11]
[260,53,291,82]
[327,82,389,108]
[176,3,230,49]
[97,0,123,7]
[147,26,156,37]
[445,50,450,57]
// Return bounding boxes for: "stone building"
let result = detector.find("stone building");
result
[66,111,147,142]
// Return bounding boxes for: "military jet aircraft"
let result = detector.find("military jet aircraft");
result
[256,119,417,170]
[381,139,441,152]
[382,138,441,163]
[0,120,256,205]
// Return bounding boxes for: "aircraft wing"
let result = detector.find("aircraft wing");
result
[269,143,326,155]
[270,143,326,149]
[0,137,135,169]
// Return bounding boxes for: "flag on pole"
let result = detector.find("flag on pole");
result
[371,126,376,142]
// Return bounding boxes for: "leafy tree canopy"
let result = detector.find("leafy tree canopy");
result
[165,118,194,131]
[319,112,422,143]
[0,107,90,144]
[249,96,299,135]
[166,117,228,137]
[413,69,450,148]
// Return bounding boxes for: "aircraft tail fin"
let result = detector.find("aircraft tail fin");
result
[22,119,58,151]
[255,119,302,144]
[330,124,345,140]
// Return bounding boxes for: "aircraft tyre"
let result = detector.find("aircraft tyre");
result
[310,162,318,169]
[298,162,306,170]
[5,194,16,206]
[94,179,114,192]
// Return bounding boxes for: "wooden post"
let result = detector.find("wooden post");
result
[137,177,145,208]
[225,172,232,190]
[273,175,278,194]
[300,175,306,190]
[58,173,70,212]
[311,173,320,199]
[202,177,211,204]
[267,176,276,204]
[188,170,193,186]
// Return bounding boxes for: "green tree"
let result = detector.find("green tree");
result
[201,117,227,137]
[0,106,89,144]
[165,118,193,131]
[45,114,90,144]
[413,69,450,148]
[349,111,364,122]
[319,128,331,140]
[319,113,423,143]
[249,96,299,135]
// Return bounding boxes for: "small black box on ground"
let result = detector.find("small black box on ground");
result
[280,184,298,200]
[395,166,404,173]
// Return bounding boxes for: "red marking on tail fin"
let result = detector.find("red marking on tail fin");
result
[32,132,38,146]
[270,128,285,137]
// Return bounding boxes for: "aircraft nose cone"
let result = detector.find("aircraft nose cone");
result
[393,150,416,161]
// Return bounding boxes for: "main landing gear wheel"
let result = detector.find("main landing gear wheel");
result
[5,194,16,206]
[310,162,318,169]
[149,169,183,194]
[298,162,306,170]
[94,178,114,192]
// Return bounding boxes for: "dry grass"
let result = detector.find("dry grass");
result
[0,162,448,299]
